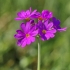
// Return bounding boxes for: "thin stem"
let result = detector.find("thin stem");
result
[37,42,40,70]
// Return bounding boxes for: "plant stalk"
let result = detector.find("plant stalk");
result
[37,42,40,70]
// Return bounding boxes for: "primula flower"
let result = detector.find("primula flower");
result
[52,17,67,32]
[15,8,37,21]
[14,22,38,47]
[38,21,56,40]
[14,7,67,47]
[36,10,53,21]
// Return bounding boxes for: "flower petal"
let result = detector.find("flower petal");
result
[15,18,23,20]
[40,34,47,41]
[47,22,53,29]
[26,38,31,45]
[45,32,55,40]
[16,30,22,34]
[50,34,55,38]
[25,22,31,32]
[47,12,53,18]
[52,17,60,25]
[17,11,25,17]
[21,38,27,47]
[30,30,38,36]
[17,39,22,46]
[30,36,35,42]
[44,20,48,27]
[26,10,30,15]
[14,34,23,38]
[20,23,25,31]
[48,29,56,33]
[31,10,37,16]
[58,27,67,32]
[45,33,50,40]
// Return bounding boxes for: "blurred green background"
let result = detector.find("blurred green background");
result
[0,0,70,70]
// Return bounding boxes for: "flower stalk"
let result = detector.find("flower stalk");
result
[37,42,40,70]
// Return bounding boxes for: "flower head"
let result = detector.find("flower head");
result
[38,21,56,40]
[52,17,67,32]
[37,10,53,21]
[14,22,38,47]
[14,7,67,47]
[15,7,37,21]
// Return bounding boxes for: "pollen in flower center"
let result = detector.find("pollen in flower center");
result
[26,34,30,38]
[38,16,42,20]
[25,18,30,21]
[42,30,46,34]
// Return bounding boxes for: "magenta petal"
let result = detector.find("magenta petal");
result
[26,10,30,15]
[45,32,55,40]
[31,10,37,16]
[17,11,22,16]
[17,39,22,46]
[15,18,23,20]
[45,34,50,40]
[21,23,25,31]
[14,34,22,38]
[30,30,38,36]
[48,12,53,18]
[25,22,30,32]
[48,29,56,33]
[30,25,36,32]
[50,34,55,38]
[26,38,31,45]
[17,41,21,46]
[47,22,53,29]
[17,12,22,17]
[21,38,27,47]
[58,27,67,32]
[30,36,35,42]
[17,11,25,17]
[44,20,48,27]
[16,30,22,34]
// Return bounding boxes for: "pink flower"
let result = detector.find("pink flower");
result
[15,7,37,21]
[36,10,53,21]
[14,7,67,47]
[38,21,56,41]
[14,22,38,47]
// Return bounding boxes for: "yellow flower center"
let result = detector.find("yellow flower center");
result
[26,34,30,38]
[38,16,43,20]
[42,30,46,34]
[25,18,30,21]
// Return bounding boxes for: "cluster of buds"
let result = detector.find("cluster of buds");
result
[14,7,66,47]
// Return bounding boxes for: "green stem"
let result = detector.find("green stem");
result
[37,42,40,70]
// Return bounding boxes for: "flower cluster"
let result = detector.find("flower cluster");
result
[14,8,66,47]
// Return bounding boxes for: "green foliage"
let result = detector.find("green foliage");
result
[0,0,70,70]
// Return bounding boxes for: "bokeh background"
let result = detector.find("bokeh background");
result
[0,0,70,70]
